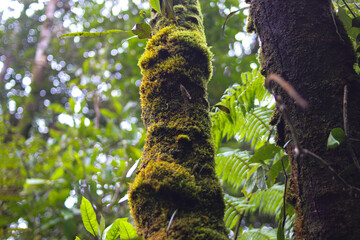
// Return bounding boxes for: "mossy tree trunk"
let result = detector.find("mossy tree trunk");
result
[128,0,228,239]
[248,0,360,239]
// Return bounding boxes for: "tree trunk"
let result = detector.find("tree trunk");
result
[128,0,228,239]
[248,0,360,239]
[18,0,57,138]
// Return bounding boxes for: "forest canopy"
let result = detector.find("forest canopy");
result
[1,0,360,239]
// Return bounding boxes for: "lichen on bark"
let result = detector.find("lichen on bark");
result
[128,0,228,239]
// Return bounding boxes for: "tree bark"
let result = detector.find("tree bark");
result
[128,0,228,239]
[248,0,360,239]
[18,0,57,138]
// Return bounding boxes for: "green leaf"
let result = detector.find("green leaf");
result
[352,17,360,28]
[50,168,64,180]
[327,128,346,148]
[222,9,241,34]
[48,103,67,114]
[75,237,81,240]
[100,109,117,119]
[60,29,129,38]
[105,218,137,240]
[150,0,161,13]
[80,197,99,237]
[162,0,175,19]
[249,144,281,163]
[337,7,360,39]
[131,22,152,39]
[100,214,106,237]
[214,104,230,114]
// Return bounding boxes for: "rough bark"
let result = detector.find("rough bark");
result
[248,0,360,239]
[18,0,57,138]
[128,0,228,239]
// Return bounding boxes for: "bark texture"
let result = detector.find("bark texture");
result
[248,0,360,239]
[128,0,228,239]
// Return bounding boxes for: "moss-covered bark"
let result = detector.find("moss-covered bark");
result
[248,0,360,239]
[128,0,228,239]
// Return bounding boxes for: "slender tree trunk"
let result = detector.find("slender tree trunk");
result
[248,0,360,239]
[18,0,57,138]
[128,0,228,239]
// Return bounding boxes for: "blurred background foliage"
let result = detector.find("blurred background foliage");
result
[1,0,358,239]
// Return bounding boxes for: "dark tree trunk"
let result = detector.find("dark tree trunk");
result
[128,0,228,239]
[248,0,360,239]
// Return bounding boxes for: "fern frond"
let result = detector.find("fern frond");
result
[215,150,259,189]
[223,194,250,229]
[247,184,284,221]
[211,70,274,150]
[238,228,277,240]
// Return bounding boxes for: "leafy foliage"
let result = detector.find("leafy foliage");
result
[211,70,294,239]
[211,70,274,150]
[76,197,139,240]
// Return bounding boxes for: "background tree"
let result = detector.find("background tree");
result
[247,0,360,239]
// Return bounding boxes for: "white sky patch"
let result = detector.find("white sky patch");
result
[8,99,16,113]
[0,0,24,21]
[26,2,45,17]
[71,86,83,98]
[120,120,132,131]
[58,113,75,127]
[22,76,31,86]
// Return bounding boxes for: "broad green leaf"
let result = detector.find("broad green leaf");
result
[48,103,67,114]
[327,128,346,148]
[256,166,267,190]
[131,22,152,39]
[250,144,281,163]
[100,214,106,237]
[50,168,64,180]
[105,218,137,240]
[162,0,175,19]
[75,237,81,240]
[80,197,99,237]
[150,0,161,13]
[100,109,117,119]
[60,29,129,38]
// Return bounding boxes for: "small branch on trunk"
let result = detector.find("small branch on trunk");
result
[343,85,360,172]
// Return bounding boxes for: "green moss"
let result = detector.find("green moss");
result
[175,134,191,143]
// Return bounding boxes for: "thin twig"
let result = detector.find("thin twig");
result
[265,74,308,109]
[351,0,360,10]
[233,208,246,240]
[343,85,360,172]
[281,157,288,229]
[303,149,360,192]
[94,91,100,129]
[342,0,357,19]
